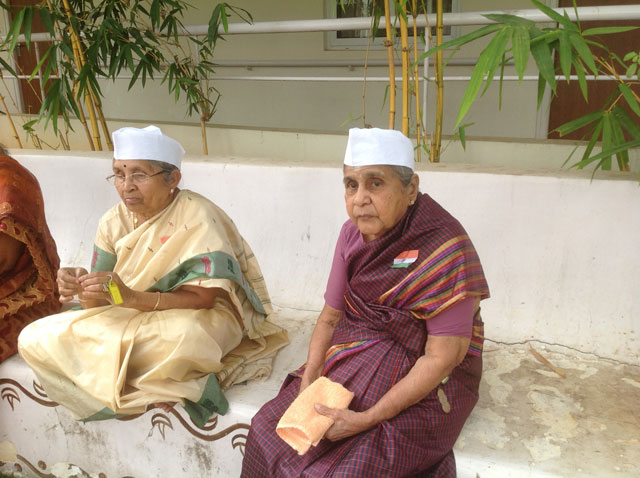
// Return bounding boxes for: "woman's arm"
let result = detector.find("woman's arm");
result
[299,303,343,394]
[77,271,222,310]
[317,334,470,441]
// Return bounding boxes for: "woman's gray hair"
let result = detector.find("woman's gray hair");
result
[147,160,179,185]
[388,165,415,188]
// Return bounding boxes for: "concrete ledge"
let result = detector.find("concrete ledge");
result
[1,150,639,477]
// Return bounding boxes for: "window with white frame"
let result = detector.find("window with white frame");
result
[325,0,459,50]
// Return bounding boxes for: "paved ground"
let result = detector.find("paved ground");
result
[456,341,640,478]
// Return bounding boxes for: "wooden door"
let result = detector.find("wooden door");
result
[7,0,53,115]
[547,0,640,139]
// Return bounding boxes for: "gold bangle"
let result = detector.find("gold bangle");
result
[153,292,161,311]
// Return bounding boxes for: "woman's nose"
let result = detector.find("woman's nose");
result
[353,186,370,206]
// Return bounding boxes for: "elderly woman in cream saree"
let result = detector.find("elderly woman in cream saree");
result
[18,126,288,426]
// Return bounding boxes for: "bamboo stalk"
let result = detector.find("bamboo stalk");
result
[383,0,395,129]
[200,114,208,155]
[45,0,93,150]
[433,0,444,162]
[399,2,410,136]
[91,93,113,150]
[362,7,376,127]
[412,0,421,161]
[61,0,102,150]
[0,72,23,148]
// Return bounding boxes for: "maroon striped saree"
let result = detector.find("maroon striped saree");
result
[242,193,489,477]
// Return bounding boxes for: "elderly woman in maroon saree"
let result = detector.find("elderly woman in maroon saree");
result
[0,150,60,362]
[242,128,490,477]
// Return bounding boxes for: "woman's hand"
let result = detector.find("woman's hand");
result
[56,267,88,303]
[77,271,135,307]
[315,404,374,441]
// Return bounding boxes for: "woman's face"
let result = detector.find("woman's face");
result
[112,160,180,219]
[343,165,418,242]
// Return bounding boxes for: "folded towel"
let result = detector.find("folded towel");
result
[276,376,355,455]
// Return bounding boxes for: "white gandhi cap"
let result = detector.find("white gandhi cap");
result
[112,125,185,169]
[343,127,414,171]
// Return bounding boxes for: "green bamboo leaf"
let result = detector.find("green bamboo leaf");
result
[609,113,630,170]
[5,8,25,55]
[209,4,222,42]
[38,7,54,36]
[484,14,535,28]
[58,41,74,61]
[498,55,506,109]
[418,24,502,62]
[601,112,612,170]
[627,63,638,79]
[125,46,134,73]
[512,26,530,82]
[454,29,508,127]
[553,110,603,136]
[572,57,588,101]
[530,36,556,92]
[150,0,160,29]
[458,124,467,150]
[0,56,17,77]
[577,120,603,166]
[28,45,51,81]
[480,29,511,96]
[583,26,638,36]
[569,32,597,75]
[531,0,574,28]
[558,30,572,81]
[42,45,57,85]
[612,105,640,139]
[220,6,229,32]
[580,138,640,169]
[536,73,547,109]
[529,29,561,46]
[23,7,33,50]
[619,83,640,117]
[623,51,637,62]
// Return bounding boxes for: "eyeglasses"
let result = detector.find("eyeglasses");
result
[106,171,164,186]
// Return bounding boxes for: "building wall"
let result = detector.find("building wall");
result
[1,0,557,141]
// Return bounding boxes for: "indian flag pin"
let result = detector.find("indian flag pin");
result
[392,250,419,268]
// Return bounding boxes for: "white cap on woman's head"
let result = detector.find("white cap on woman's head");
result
[343,127,414,171]
[112,125,185,169]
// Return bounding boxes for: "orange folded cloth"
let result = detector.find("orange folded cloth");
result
[276,377,355,455]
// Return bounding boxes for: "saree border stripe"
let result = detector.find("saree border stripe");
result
[146,251,266,315]
[91,245,117,272]
[379,236,486,318]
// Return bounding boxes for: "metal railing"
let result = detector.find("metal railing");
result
[2,5,640,126]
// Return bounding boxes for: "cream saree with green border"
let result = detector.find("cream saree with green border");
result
[18,190,289,426]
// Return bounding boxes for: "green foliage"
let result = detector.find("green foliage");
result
[0,0,253,136]
[418,0,639,174]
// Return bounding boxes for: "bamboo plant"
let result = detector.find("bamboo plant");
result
[419,0,640,173]
[0,1,251,154]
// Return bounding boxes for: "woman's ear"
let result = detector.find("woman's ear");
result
[409,173,420,202]
[169,169,182,189]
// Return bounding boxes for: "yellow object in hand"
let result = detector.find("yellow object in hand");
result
[106,279,123,305]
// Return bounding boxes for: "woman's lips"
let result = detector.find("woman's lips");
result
[124,197,141,205]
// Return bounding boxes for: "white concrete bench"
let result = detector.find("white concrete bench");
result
[1,150,639,477]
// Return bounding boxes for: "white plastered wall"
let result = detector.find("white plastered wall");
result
[12,150,640,365]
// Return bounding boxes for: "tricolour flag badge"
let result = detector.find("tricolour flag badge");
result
[392,250,419,268]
